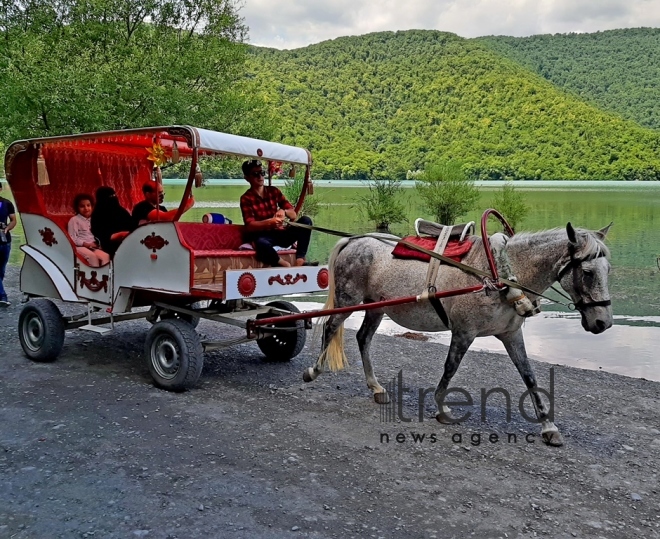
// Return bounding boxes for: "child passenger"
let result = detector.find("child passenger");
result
[68,194,111,267]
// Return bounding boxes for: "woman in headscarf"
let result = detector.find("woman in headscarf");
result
[91,186,135,257]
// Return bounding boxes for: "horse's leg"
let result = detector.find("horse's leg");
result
[434,331,475,423]
[356,308,388,404]
[496,328,564,447]
[303,312,351,383]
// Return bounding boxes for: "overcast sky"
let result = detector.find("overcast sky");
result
[242,0,660,49]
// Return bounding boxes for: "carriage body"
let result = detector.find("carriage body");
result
[5,126,327,390]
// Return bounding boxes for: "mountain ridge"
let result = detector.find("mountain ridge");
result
[250,29,660,181]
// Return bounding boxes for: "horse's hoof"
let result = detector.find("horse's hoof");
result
[374,391,390,404]
[302,368,315,383]
[436,411,460,424]
[542,431,564,447]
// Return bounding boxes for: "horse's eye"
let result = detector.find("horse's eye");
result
[583,269,593,276]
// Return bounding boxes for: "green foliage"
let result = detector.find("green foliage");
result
[477,28,660,130]
[282,174,323,218]
[355,178,407,231]
[0,0,272,143]
[491,182,529,231]
[251,30,660,181]
[416,161,479,225]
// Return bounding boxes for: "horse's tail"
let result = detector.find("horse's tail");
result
[317,237,352,372]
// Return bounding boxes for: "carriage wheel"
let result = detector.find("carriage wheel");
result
[18,299,65,363]
[256,300,306,362]
[145,319,203,391]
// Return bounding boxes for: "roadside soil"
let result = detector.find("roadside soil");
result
[1,265,659,539]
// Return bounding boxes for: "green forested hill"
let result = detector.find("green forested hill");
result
[250,30,660,181]
[477,28,660,130]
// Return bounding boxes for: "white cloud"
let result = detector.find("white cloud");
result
[240,0,660,49]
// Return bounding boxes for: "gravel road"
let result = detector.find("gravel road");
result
[1,265,659,539]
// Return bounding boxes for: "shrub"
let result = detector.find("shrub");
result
[355,178,407,232]
[492,182,529,231]
[416,161,479,224]
[282,174,323,218]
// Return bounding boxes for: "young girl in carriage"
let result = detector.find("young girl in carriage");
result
[67,193,111,267]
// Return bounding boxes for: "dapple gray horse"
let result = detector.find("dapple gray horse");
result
[303,223,613,446]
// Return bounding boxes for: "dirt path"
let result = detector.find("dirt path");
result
[0,265,659,538]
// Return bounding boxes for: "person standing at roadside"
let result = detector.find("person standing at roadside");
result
[0,181,17,306]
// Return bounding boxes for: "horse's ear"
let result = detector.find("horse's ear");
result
[595,222,613,240]
[566,222,578,244]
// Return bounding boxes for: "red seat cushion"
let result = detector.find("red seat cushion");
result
[176,222,246,251]
[392,236,474,262]
[192,248,296,258]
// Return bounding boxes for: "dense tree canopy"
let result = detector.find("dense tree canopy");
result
[0,0,271,143]
[251,30,660,181]
[477,28,660,130]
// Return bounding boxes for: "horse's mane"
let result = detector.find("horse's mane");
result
[508,227,610,259]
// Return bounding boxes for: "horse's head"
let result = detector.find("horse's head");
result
[557,223,613,334]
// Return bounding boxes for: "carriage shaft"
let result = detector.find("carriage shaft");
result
[248,283,491,332]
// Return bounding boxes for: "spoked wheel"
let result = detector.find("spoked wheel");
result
[256,300,306,362]
[18,299,65,362]
[145,319,203,391]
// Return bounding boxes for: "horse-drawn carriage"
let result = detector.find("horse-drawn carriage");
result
[6,125,615,445]
[5,126,328,390]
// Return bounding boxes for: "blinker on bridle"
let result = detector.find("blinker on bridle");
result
[556,244,611,312]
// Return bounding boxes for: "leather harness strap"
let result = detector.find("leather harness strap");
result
[425,225,452,290]
[424,226,453,328]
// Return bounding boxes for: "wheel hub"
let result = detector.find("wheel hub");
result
[151,335,180,380]
[23,313,45,352]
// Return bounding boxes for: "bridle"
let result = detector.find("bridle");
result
[555,244,611,313]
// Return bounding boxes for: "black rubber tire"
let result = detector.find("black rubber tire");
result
[144,319,204,391]
[256,300,306,362]
[18,299,65,363]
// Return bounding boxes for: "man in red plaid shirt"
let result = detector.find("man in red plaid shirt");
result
[240,160,317,267]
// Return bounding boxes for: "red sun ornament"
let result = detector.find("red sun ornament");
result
[317,268,329,289]
[237,272,257,297]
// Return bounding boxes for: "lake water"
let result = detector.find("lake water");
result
[5,180,660,380]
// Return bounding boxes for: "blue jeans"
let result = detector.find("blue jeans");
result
[0,242,10,300]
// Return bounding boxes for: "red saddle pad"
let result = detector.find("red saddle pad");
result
[392,236,474,263]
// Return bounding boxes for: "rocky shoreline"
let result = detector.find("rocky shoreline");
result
[1,265,659,538]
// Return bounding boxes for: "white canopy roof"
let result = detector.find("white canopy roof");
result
[195,128,311,166]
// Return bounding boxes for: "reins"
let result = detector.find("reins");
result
[286,219,577,310]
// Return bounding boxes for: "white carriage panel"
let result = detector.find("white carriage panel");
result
[224,266,329,301]
[113,222,191,299]
[20,214,76,288]
[196,128,310,165]
[20,247,80,302]
[75,263,112,305]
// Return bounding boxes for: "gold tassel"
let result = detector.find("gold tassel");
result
[171,141,180,164]
[37,146,50,186]
[308,181,314,195]
[289,166,296,178]
[194,163,203,188]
